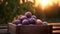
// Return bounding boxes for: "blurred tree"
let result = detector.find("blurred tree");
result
[45,3,60,22]
[0,0,20,24]
[22,0,25,3]
[18,1,35,15]
[0,0,35,24]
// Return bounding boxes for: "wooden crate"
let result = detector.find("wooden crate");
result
[8,23,52,34]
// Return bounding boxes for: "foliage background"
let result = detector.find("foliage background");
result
[0,0,60,24]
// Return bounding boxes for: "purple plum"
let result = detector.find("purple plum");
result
[17,15,23,20]
[29,18,36,24]
[20,15,27,21]
[31,15,37,19]
[22,19,29,25]
[42,21,47,25]
[36,19,43,25]
[18,24,22,26]
[25,11,32,18]
[12,19,21,25]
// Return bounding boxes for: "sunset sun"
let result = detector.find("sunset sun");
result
[41,0,49,6]
[35,0,59,9]
[40,0,51,9]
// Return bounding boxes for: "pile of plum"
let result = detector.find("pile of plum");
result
[12,12,47,25]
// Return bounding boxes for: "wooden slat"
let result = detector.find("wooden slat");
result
[48,23,60,25]
[0,29,8,33]
[53,26,60,30]
[53,30,60,33]
[0,26,7,29]
[48,23,60,34]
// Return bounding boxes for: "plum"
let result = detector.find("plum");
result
[31,15,37,19]
[12,19,21,25]
[22,19,29,25]
[36,19,43,25]
[18,24,22,26]
[29,18,36,24]
[42,21,47,25]
[20,15,27,21]
[17,15,23,20]
[25,11,32,18]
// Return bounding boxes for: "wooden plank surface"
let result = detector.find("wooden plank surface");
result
[0,29,8,33]
[48,23,60,25]
[48,23,60,34]
[53,30,60,33]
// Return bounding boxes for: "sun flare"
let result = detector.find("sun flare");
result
[35,0,59,9]
[35,0,53,9]
[41,0,49,7]
[41,0,51,9]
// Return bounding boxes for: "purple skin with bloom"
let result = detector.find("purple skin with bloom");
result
[36,19,43,25]
[29,18,36,24]
[25,12,32,18]
[17,15,23,20]
[42,21,47,25]
[20,15,27,21]
[12,19,21,25]
[31,15,37,19]
[22,19,29,25]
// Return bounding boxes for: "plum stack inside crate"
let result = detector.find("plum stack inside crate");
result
[8,23,52,34]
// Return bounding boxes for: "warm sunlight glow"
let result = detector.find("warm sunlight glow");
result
[59,0,60,6]
[19,0,60,7]
[35,0,60,9]
[28,0,34,2]
[41,0,49,7]
[35,0,53,9]
[20,0,23,4]
[41,0,51,9]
